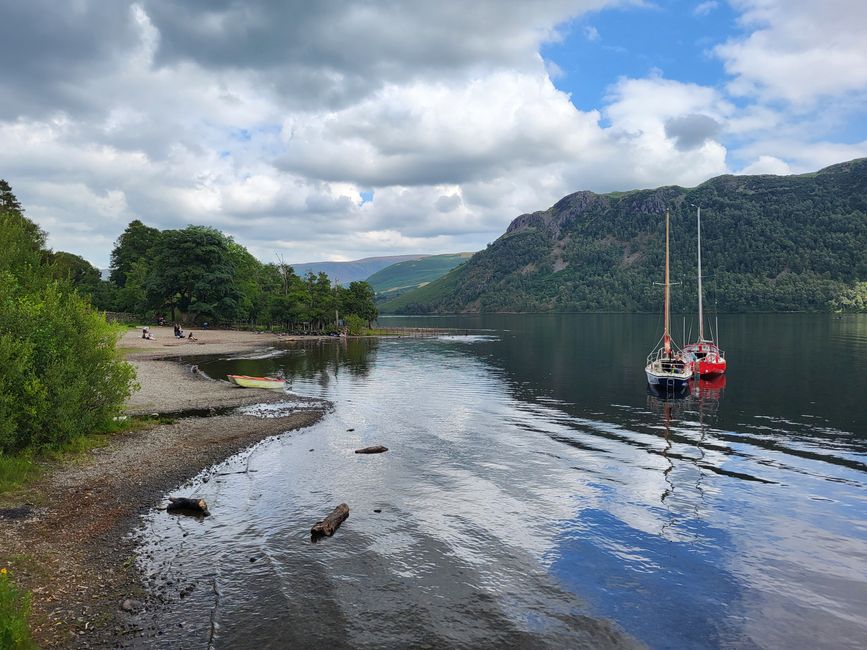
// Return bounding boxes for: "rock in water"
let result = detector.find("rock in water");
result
[355,445,388,454]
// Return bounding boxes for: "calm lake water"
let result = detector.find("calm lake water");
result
[137,314,867,649]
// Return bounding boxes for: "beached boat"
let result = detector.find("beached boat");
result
[227,374,286,389]
[682,205,727,377]
[645,210,694,391]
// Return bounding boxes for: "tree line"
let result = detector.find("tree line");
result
[55,218,378,332]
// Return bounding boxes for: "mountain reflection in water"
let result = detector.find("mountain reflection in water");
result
[137,314,867,649]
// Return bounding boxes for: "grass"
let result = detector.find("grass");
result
[0,568,36,649]
[0,415,170,498]
[0,455,40,496]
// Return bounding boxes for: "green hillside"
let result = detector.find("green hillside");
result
[381,159,867,314]
[291,254,425,285]
[367,253,473,301]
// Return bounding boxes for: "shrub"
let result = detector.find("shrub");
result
[0,210,136,453]
[344,314,366,336]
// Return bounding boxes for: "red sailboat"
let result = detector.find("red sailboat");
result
[683,205,726,377]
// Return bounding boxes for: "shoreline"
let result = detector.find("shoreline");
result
[0,328,328,648]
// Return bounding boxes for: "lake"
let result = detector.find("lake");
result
[137,314,867,649]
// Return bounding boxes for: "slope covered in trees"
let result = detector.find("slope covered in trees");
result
[382,159,867,314]
[367,253,472,302]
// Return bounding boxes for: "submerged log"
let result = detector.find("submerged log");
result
[311,503,349,538]
[354,445,388,454]
[167,497,210,516]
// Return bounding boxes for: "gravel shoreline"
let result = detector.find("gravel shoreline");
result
[0,329,328,648]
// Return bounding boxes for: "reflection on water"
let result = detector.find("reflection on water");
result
[138,315,867,649]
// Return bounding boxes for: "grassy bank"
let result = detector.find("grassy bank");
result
[0,568,35,649]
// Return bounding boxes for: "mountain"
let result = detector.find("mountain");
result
[366,253,473,301]
[381,159,867,314]
[290,254,426,285]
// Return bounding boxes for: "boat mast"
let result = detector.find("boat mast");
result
[696,204,704,342]
[664,210,671,356]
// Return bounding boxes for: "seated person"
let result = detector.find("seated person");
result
[142,327,154,340]
[187,332,198,342]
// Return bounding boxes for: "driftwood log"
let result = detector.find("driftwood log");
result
[167,497,210,516]
[311,503,349,538]
[355,445,388,454]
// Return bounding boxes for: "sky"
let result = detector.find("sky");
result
[1,0,866,268]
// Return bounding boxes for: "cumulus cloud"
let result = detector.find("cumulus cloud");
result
[715,0,867,105]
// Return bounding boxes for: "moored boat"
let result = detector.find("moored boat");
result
[682,205,727,377]
[227,374,286,389]
[645,210,694,391]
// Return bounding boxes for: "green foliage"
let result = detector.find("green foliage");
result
[109,219,162,287]
[344,314,366,335]
[0,568,35,650]
[45,212,380,329]
[830,282,867,312]
[339,281,378,325]
[50,251,101,293]
[387,158,867,314]
[144,226,242,323]
[0,198,136,454]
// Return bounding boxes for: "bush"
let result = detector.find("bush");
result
[0,568,35,649]
[0,210,136,453]
[344,314,366,336]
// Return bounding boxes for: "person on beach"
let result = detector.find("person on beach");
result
[187,332,198,342]
[174,323,184,338]
[142,326,154,340]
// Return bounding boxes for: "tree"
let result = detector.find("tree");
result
[51,251,101,294]
[305,272,335,330]
[340,281,378,326]
[226,239,264,323]
[109,219,162,287]
[0,179,23,214]
[144,226,242,323]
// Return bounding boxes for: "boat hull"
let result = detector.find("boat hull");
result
[683,343,726,377]
[645,369,692,389]
[696,359,726,377]
[227,374,286,389]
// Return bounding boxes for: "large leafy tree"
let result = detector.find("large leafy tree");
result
[109,219,162,287]
[144,226,242,323]
[340,281,378,326]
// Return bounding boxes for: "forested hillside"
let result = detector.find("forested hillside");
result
[367,253,472,302]
[382,159,867,314]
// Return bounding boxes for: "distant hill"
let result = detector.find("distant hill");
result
[367,253,473,301]
[290,254,426,285]
[381,158,867,314]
